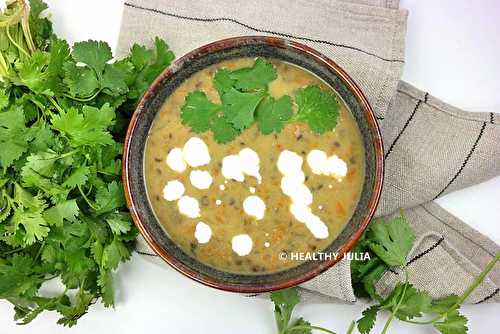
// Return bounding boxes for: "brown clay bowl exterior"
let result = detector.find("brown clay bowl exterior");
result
[122,36,384,293]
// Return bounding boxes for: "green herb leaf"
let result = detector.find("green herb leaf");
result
[101,63,129,96]
[0,1,174,325]
[102,237,131,270]
[221,88,265,129]
[271,287,300,312]
[11,210,50,246]
[433,310,468,334]
[129,44,153,70]
[95,181,126,214]
[51,103,116,147]
[142,37,175,84]
[271,287,300,333]
[295,85,340,134]
[42,200,79,227]
[180,91,220,132]
[98,269,114,308]
[0,107,31,169]
[256,95,293,134]
[56,288,95,327]
[62,166,90,189]
[289,318,313,334]
[213,68,234,96]
[229,57,277,91]
[385,284,432,320]
[430,295,459,314]
[357,305,379,334]
[367,213,415,267]
[72,40,112,74]
[210,116,240,144]
[63,61,99,97]
[106,213,132,235]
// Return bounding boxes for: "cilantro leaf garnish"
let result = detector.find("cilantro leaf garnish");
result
[295,85,340,134]
[210,115,240,144]
[213,68,234,96]
[256,95,293,134]
[228,57,277,91]
[180,58,340,143]
[181,91,220,132]
[221,88,265,129]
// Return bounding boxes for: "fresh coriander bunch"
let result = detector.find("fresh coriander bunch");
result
[270,213,500,334]
[0,0,174,326]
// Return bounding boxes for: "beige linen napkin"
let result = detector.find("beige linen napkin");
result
[117,0,500,303]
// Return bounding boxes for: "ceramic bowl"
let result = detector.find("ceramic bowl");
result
[123,36,383,293]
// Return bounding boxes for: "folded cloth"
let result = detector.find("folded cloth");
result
[118,0,500,303]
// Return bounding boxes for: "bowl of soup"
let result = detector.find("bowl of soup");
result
[123,36,383,293]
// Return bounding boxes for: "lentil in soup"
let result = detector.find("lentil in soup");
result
[144,58,365,274]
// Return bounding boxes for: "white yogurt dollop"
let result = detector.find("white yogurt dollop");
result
[290,203,329,239]
[221,154,245,182]
[280,176,312,205]
[183,137,211,167]
[166,148,186,173]
[307,149,347,180]
[325,155,348,179]
[243,195,266,220]
[232,234,253,256]
[162,180,185,201]
[277,150,303,175]
[189,170,213,189]
[194,222,212,244]
[307,149,328,175]
[278,150,329,239]
[221,148,261,183]
[239,148,262,183]
[177,195,200,218]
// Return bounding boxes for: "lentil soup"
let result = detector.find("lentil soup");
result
[144,58,365,274]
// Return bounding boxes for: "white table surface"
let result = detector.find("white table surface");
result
[1,0,499,333]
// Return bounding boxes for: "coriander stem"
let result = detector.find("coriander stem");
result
[455,252,500,306]
[63,90,101,102]
[5,23,29,57]
[381,270,409,334]
[20,3,35,54]
[346,321,356,334]
[78,185,98,211]
[287,325,337,334]
[1,247,23,256]
[47,96,64,114]
[34,241,45,261]
[400,252,500,326]
[56,150,78,160]
[97,169,115,176]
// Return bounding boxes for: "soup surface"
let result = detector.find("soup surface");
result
[144,58,365,274]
